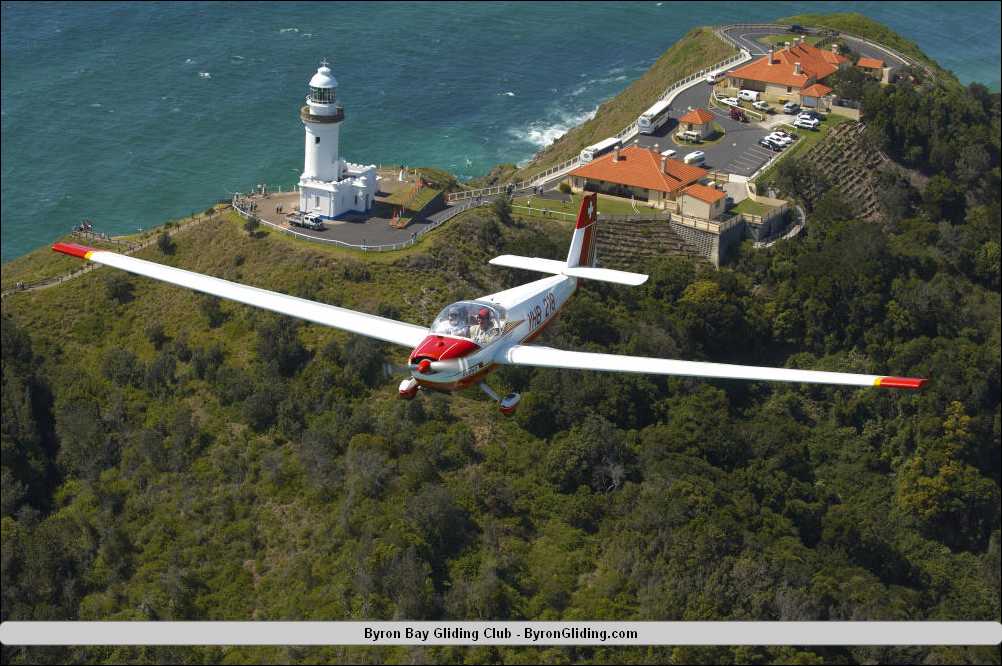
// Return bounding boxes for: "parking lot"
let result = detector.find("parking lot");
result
[634,81,778,177]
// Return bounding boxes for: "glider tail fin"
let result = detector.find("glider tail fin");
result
[566,192,598,268]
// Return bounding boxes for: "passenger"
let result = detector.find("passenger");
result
[446,307,469,338]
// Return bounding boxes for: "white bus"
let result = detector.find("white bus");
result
[637,97,673,134]
[580,137,621,163]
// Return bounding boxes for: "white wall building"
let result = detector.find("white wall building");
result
[298,60,377,219]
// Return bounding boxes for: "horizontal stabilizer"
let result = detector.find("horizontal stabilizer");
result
[489,255,648,286]
[563,266,648,286]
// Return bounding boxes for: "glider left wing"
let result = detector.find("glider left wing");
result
[51,243,429,348]
[501,344,925,389]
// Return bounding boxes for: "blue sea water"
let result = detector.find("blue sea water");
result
[2,1,1000,261]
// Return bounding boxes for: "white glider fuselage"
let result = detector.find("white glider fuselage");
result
[407,273,577,393]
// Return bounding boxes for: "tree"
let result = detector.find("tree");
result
[492,195,513,226]
[199,295,226,328]
[104,273,134,304]
[156,231,176,255]
[243,216,260,237]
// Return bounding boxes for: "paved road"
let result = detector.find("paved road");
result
[720,25,909,73]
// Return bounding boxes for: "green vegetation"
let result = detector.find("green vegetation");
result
[512,27,737,180]
[513,191,646,218]
[756,33,824,47]
[2,14,1000,665]
[755,114,853,187]
[731,197,775,217]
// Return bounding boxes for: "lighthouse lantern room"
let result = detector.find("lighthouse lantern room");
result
[298,59,377,220]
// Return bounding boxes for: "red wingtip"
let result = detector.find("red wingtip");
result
[575,193,597,229]
[877,377,927,389]
[52,242,97,259]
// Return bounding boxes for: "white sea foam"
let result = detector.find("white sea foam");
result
[199,72,212,79]
[280,27,299,33]
[302,33,314,38]
[500,91,516,97]
[185,58,195,64]
[509,107,597,148]
[89,102,102,108]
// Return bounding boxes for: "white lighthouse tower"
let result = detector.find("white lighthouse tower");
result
[298,59,377,220]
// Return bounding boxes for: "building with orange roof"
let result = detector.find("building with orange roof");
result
[856,56,888,82]
[566,144,709,209]
[680,183,728,220]
[799,82,834,110]
[677,107,716,139]
[725,36,847,106]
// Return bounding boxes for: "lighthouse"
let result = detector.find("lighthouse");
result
[298,59,377,220]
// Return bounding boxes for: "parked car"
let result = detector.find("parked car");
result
[752,100,771,112]
[683,150,706,165]
[782,101,801,114]
[720,97,740,107]
[773,130,798,141]
[729,106,748,122]
[798,110,823,121]
[705,73,719,84]
[789,24,807,34]
[738,89,760,102]
[660,148,677,158]
[758,138,784,152]
[765,133,794,147]
[793,117,820,130]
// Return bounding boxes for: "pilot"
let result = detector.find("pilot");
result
[469,307,496,342]
[446,307,469,338]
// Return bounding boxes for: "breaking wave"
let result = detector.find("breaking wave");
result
[508,107,597,148]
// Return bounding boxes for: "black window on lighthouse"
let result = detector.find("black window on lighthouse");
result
[310,86,335,104]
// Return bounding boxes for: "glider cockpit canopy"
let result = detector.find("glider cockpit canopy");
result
[430,301,506,344]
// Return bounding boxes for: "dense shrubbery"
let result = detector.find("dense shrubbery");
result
[1,34,1000,666]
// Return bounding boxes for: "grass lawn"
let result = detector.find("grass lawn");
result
[754,114,853,186]
[731,198,775,217]
[757,34,825,47]
[513,191,652,218]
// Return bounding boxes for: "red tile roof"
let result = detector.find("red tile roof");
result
[683,183,727,204]
[679,107,715,125]
[800,82,833,97]
[569,145,708,194]
[728,41,846,89]
[857,56,885,69]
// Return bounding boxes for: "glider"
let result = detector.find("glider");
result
[52,193,925,414]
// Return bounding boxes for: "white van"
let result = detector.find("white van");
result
[738,90,760,102]
[300,212,325,230]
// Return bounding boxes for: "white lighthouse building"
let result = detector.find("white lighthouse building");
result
[298,60,377,219]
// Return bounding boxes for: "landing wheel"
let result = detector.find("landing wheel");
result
[499,392,521,416]
[398,377,419,400]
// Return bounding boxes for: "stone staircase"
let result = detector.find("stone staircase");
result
[595,217,707,270]
[803,121,888,221]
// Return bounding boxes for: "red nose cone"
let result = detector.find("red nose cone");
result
[409,335,480,365]
[417,359,432,374]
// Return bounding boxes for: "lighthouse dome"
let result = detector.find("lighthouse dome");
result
[309,63,337,89]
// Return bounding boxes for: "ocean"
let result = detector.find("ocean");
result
[2,1,1000,261]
